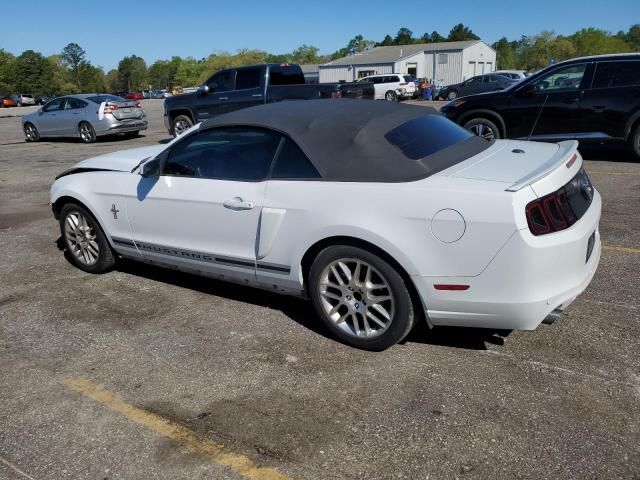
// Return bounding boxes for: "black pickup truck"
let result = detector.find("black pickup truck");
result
[164,63,374,136]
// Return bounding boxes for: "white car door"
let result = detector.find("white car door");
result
[125,127,282,283]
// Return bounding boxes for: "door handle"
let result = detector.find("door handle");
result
[592,105,606,112]
[218,97,229,101]
[223,197,254,211]
[563,98,579,104]
[252,94,262,98]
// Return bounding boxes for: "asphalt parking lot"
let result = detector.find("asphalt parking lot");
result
[0,99,638,480]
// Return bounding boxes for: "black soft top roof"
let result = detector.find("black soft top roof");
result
[201,99,488,182]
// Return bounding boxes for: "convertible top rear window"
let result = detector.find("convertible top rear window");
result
[385,114,475,160]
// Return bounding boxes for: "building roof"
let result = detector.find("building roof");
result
[322,41,484,67]
[201,99,489,182]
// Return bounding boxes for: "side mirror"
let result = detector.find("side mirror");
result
[519,84,539,98]
[140,158,160,178]
[197,84,210,95]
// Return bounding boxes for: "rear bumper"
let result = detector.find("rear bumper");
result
[412,191,602,330]
[96,119,148,136]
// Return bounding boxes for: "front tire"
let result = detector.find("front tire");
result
[23,122,40,142]
[309,245,415,351]
[464,117,501,140]
[172,114,193,137]
[447,90,458,100]
[384,90,398,102]
[629,123,640,161]
[59,203,115,273]
[78,122,96,143]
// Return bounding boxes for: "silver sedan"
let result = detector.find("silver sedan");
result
[22,94,148,143]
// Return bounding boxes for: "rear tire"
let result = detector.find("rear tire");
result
[629,123,640,161]
[464,117,501,140]
[78,122,96,143]
[23,122,40,142]
[309,245,415,351]
[59,202,115,274]
[124,131,139,139]
[172,114,193,137]
[384,90,398,102]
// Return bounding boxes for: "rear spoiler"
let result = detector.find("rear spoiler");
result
[505,140,579,192]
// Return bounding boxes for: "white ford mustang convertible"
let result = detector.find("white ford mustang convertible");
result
[51,100,601,350]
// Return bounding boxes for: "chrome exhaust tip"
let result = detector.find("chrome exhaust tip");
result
[542,308,562,325]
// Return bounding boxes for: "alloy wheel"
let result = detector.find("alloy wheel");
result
[318,258,395,339]
[469,122,497,140]
[79,123,94,142]
[24,124,37,141]
[174,119,191,136]
[64,211,99,266]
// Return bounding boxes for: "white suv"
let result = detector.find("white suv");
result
[358,74,417,101]
[14,94,36,106]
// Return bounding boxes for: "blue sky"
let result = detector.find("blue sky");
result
[0,0,638,70]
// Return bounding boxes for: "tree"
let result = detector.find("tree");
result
[290,44,321,64]
[61,43,87,89]
[79,64,106,92]
[105,69,121,92]
[447,23,480,41]
[379,35,394,46]
[393,28,414,45]
[0,49,16,96]
[626,24,640,49]
[430,31,446,43]
[148,56,182,89]
[14,50,56,95]
[174,57,208,86]
[569,28,631,57]
[493,37,518,69]
[117,55,147,92]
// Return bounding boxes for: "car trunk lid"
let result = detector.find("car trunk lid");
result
[107,100,143,120]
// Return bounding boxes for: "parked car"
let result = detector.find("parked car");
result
[150,90,166,99]
[440,53,640,159]
[50,100,600,350]
[437,74,517,100]
[495,70,530,80]
[126,92,144,101]
[357,73,417,101]
[22,94,147,143]
[13,94,36,106]
[35,95,50,105]
[1,96,18,108]
[164,63,374,136]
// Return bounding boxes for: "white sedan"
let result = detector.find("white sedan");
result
[50,100,601,350]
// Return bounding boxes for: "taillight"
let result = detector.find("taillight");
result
[330,91,342,99]
[135,102,142,109]
[399,82,408,86]
[525,168,592,236]
[99,103,118,115]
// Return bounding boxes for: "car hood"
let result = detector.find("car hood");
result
[74,144,165,172]
[437,139,561,184]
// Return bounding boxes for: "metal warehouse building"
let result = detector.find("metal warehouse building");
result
[319,40,496,86]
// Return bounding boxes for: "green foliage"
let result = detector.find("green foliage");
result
[118,55,147,91]
[394,28,414,45]
[379,35,394,46]
[0,49,17,96]
[422,31,445,43]
[14,50,56,95]
[447,23,480,42]
[61,43,87,88]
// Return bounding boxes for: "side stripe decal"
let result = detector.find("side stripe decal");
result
[110,237,291,275]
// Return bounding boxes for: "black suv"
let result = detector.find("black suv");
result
[441,54,640,160]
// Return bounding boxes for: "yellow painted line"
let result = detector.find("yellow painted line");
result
[63,377,291,480]
[602,244,640,254]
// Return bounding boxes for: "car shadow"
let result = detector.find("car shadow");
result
[158,138,172,144]
[579,144,636,163]
[33,134,146,145]
[55,236,511,351]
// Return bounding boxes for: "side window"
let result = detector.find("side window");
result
[43,98,64,112]
[270,138,321,180]
[533,64,587,92]
[371,76,382,84]
[235,67,262,90]
[164,127,282,181]
[64,98,87,110]
[593,61,640,89]
[207,70,234,92]
[483,75,497,83]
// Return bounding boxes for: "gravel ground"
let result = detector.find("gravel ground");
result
[0,99,638,480]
